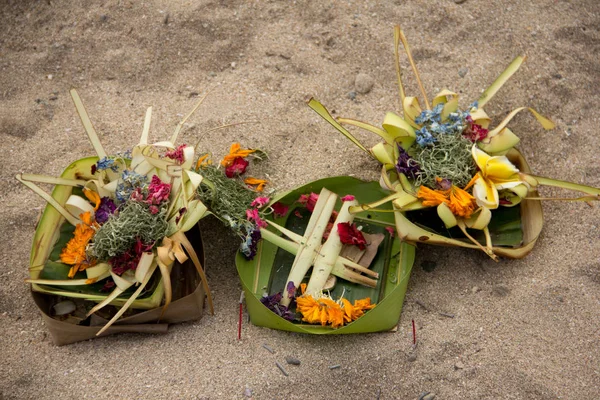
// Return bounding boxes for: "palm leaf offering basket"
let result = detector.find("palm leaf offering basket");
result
[18,90,215,344]
[236,176,415,334]
[309,26,600,261]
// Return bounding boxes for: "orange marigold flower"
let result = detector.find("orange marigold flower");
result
[342,297,376,323]
[60,211,98,277]
[417,177,477,219]
[83,188,101,211]
[296,295,345,328]
[220,143,255,167]
[195,153,212,169]
[244,177,267,192]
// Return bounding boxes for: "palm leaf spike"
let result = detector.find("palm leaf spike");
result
[478,56,525,108]
[393,25,406,106]
[307,99,370,155]
[395,26,430,110]
[170,230,214,314]
[96,263,158,336]
[70,90,119,182]
[170,89,211,145]
[16,174,81,226]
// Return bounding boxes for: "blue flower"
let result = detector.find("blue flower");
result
[415,127,436,147]
[96,157,119,172]
[115,170,148,203]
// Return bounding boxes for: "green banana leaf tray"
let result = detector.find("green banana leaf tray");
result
[236,176,416,334]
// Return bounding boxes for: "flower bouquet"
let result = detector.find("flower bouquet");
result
[236,176,415,334]
[309,26,600,260]
[18,89,224,343]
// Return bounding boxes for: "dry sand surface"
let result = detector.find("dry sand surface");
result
[1,0,599,399]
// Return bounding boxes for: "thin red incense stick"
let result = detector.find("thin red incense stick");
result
[238,291,245,340]
[412,319,416,345]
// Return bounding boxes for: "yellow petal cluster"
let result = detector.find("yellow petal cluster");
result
[471,146,527,209]
[296,294,376,328]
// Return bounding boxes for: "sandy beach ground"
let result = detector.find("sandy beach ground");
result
[1,1,599,399]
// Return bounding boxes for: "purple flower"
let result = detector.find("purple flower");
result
[95,197,117,224]
[435,178,452,191]
[240,229,262,259]
[286,281,296,299]
[260,292,295,321]
[395,145,421,179]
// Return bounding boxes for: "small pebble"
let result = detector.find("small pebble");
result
[407,352,417,362]
[163,13,170,24]
[471,286,481,294]
[262,344,275,353]
[458,67,469,78]
[285,356,301,365]
[347,91,357,101]
[275,361,289,376]
[454,361,465,370]
[243,387,252,397]
[355,73,374,94]
[454,0,467,3]
[421,260,437,273]
[329,364,341,370]
[422,394,436,400]
[492,285,510,297]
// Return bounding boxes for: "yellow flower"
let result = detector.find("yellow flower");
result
[60,211,98,278]
[471,146,527,209]
[244,177,268,192]
[220,143,255,167]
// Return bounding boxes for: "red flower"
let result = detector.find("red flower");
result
[385,226,395,237]
[298,192,319,212]
[341,195,355,202]
[165,144,187,164]
[272,202,289,218]
[246,208,267,228]
[337,222,367,250]
[251,197,270,208]
[463,116,488,142]
[225,157,249,178]
[147,175,171,205]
